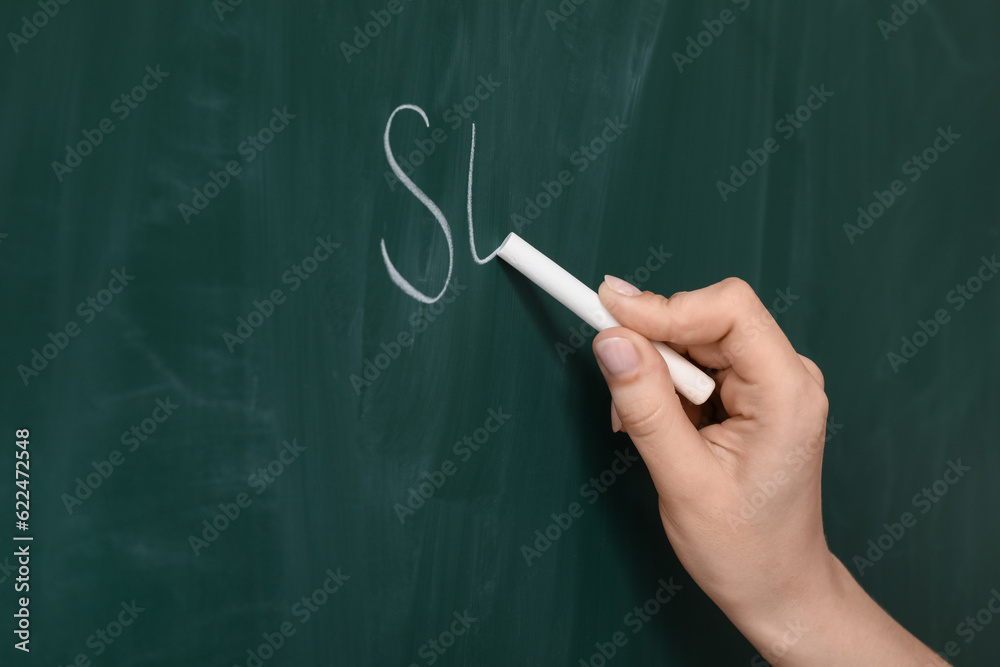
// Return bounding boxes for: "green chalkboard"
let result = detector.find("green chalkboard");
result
[1,0,998,665]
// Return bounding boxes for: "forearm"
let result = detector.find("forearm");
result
[731,553,946,666]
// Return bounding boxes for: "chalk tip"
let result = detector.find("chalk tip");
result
[496,232,518,262]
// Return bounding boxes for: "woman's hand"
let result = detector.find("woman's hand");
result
[592,275,944,666]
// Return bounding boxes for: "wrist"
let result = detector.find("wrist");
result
[723,549,843,665]
[728,553,946,666]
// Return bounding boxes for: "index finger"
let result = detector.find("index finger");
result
[599,277,803,388]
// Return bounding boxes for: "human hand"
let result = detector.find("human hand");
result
[593,276,831,621]
[591,276,942,665]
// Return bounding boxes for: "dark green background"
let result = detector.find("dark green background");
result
[1,0,998,665]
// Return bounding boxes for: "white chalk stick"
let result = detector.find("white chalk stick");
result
[497,232,715,405]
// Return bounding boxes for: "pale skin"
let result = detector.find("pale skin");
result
[591,275,947,667]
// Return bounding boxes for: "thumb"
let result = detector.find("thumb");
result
[593,328,708,494]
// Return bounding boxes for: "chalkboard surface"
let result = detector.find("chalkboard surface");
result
[1,1,998,665]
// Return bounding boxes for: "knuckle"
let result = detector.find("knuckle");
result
[650,291,673,317]
[798,354,825,389]
[613,290,675,336]
[798,382,829,424]
[616,395,672,440]
[812,387,829,416]
[653,291,685,337]
[720,277,761,310]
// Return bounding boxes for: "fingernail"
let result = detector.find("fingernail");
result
[603,274,641,296]
[595,337,639,378]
